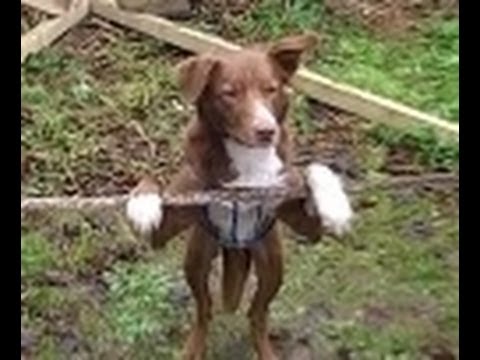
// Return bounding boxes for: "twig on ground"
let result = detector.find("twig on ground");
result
[128,120,157,160]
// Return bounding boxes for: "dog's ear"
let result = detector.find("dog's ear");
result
[176,54,219,103]
[268,32,318,80]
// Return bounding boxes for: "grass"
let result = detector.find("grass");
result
[315,18,459,121]
[21,232,62,278]
[221,0,459,121]
[104,261,183,345]
[21,9,458,360]
[271,191,458,358]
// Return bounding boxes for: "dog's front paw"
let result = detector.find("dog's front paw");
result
[126,178,163,235]
[305,163,353,237]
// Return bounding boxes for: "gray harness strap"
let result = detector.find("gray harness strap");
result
[200,201,276,249]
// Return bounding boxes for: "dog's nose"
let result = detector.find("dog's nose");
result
[256,128,275,143]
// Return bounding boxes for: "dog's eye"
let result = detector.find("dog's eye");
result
[263,84,278,94]
[220,85,237,99]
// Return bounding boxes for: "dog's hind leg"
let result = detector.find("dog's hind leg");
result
[183,226,218,360]
[248,227,283,360]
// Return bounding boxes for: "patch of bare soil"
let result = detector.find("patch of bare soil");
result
[59,17,128,58]
[324,0,458,35]
[22,290,95,358]
[23,242,141,304]
[58,17,191,77]
[269,302,338,360]
[117,0,193,19]
[21,327,38,358]
[360,304,394,329]
[381,146,424,175]
[192,0,258,39]
[420,342,457,360]
[21,5,55,34]
[293,99,366,181]
[199,0,255,16]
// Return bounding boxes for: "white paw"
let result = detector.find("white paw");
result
[305,163,353,237]
[126,193,163,235]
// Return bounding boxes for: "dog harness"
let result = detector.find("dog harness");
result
[200,201,276,249]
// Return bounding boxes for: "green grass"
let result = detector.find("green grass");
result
[271,191,458,358]
[230,0,459,121]
[21,39,186,196]
[104,262,183,345]
[316,18,459,121]
[22,232,62,278]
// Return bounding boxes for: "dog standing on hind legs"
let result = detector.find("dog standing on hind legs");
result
[126,33,353,360]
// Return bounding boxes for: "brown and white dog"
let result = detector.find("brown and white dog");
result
[126,34,353,360]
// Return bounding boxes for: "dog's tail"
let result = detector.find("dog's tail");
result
[222,248,251,313]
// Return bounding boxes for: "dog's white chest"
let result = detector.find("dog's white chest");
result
[224,139,284,188]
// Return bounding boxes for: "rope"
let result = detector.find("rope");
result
[20,173,458,213]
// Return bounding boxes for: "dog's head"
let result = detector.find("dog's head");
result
[176,33,318,148]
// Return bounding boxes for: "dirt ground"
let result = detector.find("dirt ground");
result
[193,0,458,36]
[21,5,55,34]
[313,0,457,35]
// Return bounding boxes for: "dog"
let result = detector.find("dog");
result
[126,33,353,360]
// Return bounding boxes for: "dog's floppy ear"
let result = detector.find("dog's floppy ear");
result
[268,32,318,80]
[176,54,219,103]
